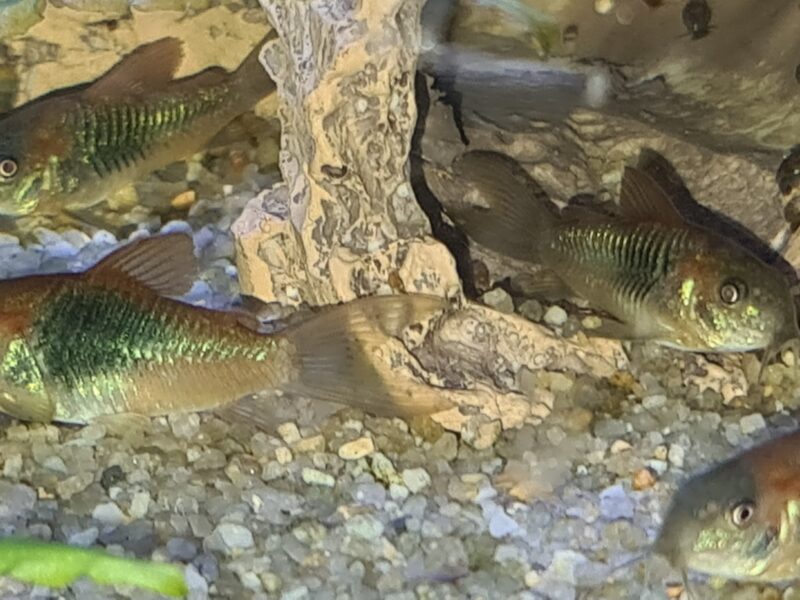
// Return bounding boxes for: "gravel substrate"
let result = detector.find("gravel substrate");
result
[1,198,800,600]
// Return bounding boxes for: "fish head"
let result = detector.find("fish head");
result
[654,455,781,582]
[664,237,799,353]
[0,107,63,217]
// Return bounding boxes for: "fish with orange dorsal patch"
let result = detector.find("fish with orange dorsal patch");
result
[655,429,800,585]
[0,233,454,425]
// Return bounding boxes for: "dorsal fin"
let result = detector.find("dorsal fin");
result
[619,166,686,227]
[83,38,184,102]
[86,233,197,297]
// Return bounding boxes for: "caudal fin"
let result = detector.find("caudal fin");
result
[447,150,556,263]
[233,29,278,106]
[225,294,455,423]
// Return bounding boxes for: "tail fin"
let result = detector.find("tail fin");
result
[225,294,455,423]
[233,30,278,105]
[447,150,556,263]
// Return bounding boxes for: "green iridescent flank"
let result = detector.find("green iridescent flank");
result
[555,223,684,309]
[68,86,230,178]
[694,528,728,553]
[0,339,45,394]
[30,288,267,394]
[680,278,695,307]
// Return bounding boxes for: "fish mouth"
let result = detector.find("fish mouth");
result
[0,175,42,217]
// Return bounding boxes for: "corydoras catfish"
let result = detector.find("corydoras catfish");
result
[0,32,276,221]
[0,233,452,424]
[449,150,799,365]
[656,430,800,585]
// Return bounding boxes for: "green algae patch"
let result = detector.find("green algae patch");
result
[0,538,188,597]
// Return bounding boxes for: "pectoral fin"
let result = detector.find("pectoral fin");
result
[0,385,54,423]
[582,317,640,341]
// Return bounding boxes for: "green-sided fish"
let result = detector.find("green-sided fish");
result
[0,233,452,424]
[0,32,277,222]
[449,150,799,364]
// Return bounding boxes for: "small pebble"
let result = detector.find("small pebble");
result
[171,189,197,210]
[544,305,568,327]
[301,467,335,487]
[667,444,685,468]
[740,413,767,435]
[92,502,126,526]
[632,468,657,491]
[277,422,302,444]
[609,439,631,454]
[205,523,254,554]
[488,509,521,538]
[292,434,325,453]
[402,468,432,494]
[480,288,514,314]
[100,465,125,491]
[338,437,375,460]
[599,485,635,520]
[653,445,668,461]
[594,0,615,14]
[345,514,384,540]
[129,491,151,519]
[275,447,293,464]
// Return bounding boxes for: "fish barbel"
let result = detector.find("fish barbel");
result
[0,31,277,221]
[448,150,799,361]
[655,429,800,584]
[0,233,452,424]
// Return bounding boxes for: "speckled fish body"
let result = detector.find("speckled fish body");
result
[656,430,800,583]
[0,234,451,425]
[450,150,799,358]
[0,32,276,219]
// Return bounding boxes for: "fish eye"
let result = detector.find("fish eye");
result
[0,158,18,179]
[720,279,747,305]
[730,500,755,528]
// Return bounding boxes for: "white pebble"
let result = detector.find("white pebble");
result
[594,0,615,14]
[488,510,521,538]
[129,491,151,519]
[160,220,193,235]
[92,502,126,526]
[208,523,254,553]
[277,422,302,444]
[184,564,209,599]
[667,444,685,468]
[740,413,767,436]
[599,484,634,520]
[302,467,335,487]
[389,483,409,501]
[402,468,432,494]
[544,305,568,327]
[274,447,293,464]
[480,288,514,314]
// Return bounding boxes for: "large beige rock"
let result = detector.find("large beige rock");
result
[6,2,276,119]
[234,0,438,306]
[232,0,628,434]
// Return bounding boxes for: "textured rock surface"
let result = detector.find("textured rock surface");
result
[6,1,275,119]
[0,1,799,600]
[427,0,800,155]
[234,0,436,306]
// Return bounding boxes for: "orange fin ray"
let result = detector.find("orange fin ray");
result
[86,233,197,297]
